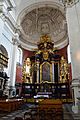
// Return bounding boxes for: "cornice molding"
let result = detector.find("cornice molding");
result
[0,0,17,33]
[12,34,20,46]
[5,0,16,9]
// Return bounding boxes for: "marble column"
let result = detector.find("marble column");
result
[9,38,18,97]
[71,78,80,113]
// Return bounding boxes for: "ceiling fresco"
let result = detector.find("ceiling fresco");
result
[20,7,68,47]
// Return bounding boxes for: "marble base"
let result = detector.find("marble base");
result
[8,86,16,98]
[72,105,78,113]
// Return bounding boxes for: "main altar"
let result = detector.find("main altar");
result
[22,35,71,101]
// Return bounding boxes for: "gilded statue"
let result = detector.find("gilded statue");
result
[35,50,41,55]
[22,58,31,83]
[60,56,68,82]
[40,34,51,43]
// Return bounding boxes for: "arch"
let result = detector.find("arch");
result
[16,1,65,26]
[0,44,8,57]
[17,48,23,65]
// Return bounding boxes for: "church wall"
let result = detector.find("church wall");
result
[0,18,17,97]
[58,46,68,60]
[23,49,33,61]
[0,0,19,96]
[16,65,22,84]
[0,0,17,77]
[0,19,4,44]
[15,49,33,84]
[22,46,68,61]
[0,21,13,77]
[66,2,80,79]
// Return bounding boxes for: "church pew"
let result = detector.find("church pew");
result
[0,99,24,112]
[38,99,63,120]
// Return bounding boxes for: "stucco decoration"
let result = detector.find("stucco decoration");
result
[20,7,67,46]
[63,0,79,7]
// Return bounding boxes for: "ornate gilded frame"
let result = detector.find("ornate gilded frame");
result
[40,62,52,83]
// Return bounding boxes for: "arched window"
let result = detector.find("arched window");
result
[67,45,71,63]
[0,44,8,57]
[17,48,23,65]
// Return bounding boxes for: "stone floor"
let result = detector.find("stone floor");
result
[0,103,79,120]
[0,109,25,120]
[0,104,35,120]
[63,104,80,120]
[63,104,74,120]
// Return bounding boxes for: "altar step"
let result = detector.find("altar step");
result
[63,104,80,120]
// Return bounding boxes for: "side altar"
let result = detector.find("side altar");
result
[22,35,71,100]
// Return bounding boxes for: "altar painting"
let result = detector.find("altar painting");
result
[40,62,52,83]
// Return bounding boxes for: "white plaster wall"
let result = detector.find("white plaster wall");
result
[1,24,18,87]
[0,18,4,44]
[66,2,80,79]
[0,22,13,78]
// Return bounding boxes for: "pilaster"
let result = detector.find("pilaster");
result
[9,35,19,97]
[71,78,80,113]
[36,61,40,83]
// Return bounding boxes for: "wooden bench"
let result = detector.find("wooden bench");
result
[0,99,24,112]
[38,99,63,120]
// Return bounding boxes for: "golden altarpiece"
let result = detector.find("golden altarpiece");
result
[22,35,69,84]
[22,35,71,100]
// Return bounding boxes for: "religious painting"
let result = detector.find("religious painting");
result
[40,62,52,83]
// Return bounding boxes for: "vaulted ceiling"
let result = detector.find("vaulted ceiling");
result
[15,0,68,50]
